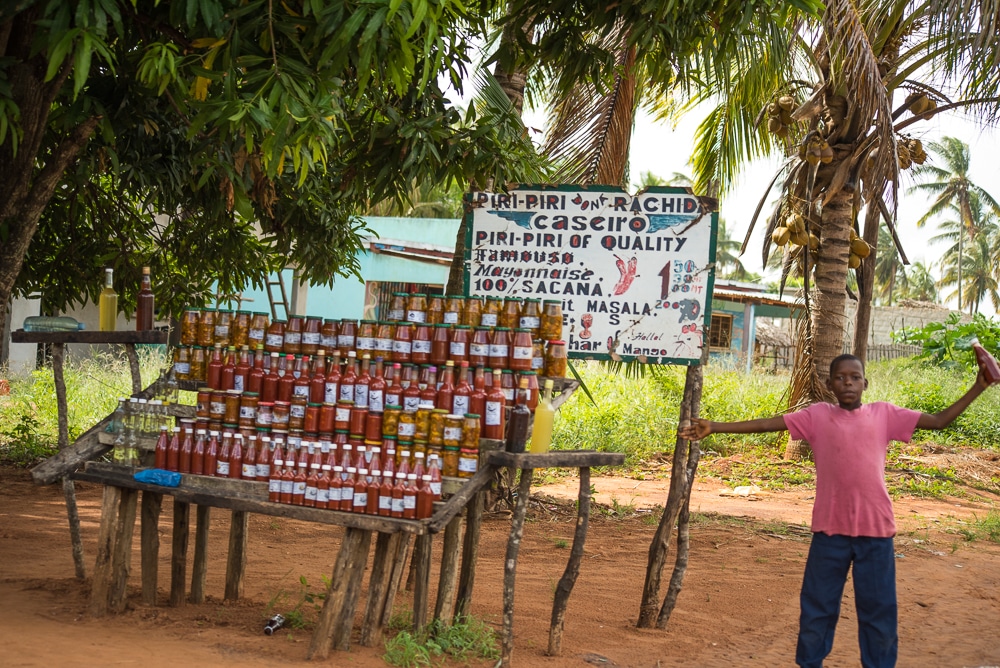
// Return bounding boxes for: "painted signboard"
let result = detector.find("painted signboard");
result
[463,185,718,365]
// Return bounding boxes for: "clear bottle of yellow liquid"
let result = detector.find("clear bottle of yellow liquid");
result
[529,379,556,453]
[99,267,118,331]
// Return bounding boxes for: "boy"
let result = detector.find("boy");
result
[679,354,993,668]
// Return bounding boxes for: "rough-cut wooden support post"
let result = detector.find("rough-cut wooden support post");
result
[657,437,703,628]
[548,466,591,655]
[360,532,399,647]
[454,490,483,618]
[90,485,123,616]
[434,512,464,625]
[638,363,703,628]
[124,343,142,395]
[140,491,162,605]
[170,500,190,607]
[52,342,86,581]
[501,468,534,667]
[225,510,248,601]
[108,488,138,613]
[380,534,412,630]
[308,527,373,659]
[411,533,433,634]
[190,505,211,603]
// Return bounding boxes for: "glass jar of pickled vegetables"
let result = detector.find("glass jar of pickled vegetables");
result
[500,297,522,330]
[443,295,464,325]
[398,410,416,440]
[462,296,482,328]
[544,340,568,377]
[462,413,481,448]
[382,406,401,437]
[540,300,563,340]
[443,414,463,447]
[215,310,233,346]
[457,449,478,478]
[181,309,200,345]
[387,292,407,321]
[406,293,428,323]
[173,346,191,380]
[441,447,460,477]
[198,309,216,347]
[414,405,432,441]
[429,408,447,446]
[248,312,269,349]
[190,346,206,382]
[231,310,251,348]
[426,295,445,325]
[481,296,501,327]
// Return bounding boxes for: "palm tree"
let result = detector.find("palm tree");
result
[928,191,999,312]
[909,137,1000,310]
[874,226,905,305]
[896,261,939,303]
[939,228,1000,313]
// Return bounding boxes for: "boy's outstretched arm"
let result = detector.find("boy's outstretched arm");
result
[679,416,788,440]
[916,369,991,430]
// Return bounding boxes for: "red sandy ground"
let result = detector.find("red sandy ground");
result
[1,464,999,668]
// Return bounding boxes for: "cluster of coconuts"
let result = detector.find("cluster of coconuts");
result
[771,214,819,250]
[798,134,834,166]
[766,96,796,138]
[905,92,938,118]
[897,137,927,170]
[847,229,871,268]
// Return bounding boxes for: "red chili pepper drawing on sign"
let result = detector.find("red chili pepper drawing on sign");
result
[613,255,638,295]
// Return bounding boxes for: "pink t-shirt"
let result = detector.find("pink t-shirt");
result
[783,402,921,538]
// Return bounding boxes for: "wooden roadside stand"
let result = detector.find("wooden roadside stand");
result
[31,361,619,664]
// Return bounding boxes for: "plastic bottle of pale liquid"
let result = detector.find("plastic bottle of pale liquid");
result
[529,379,556,453]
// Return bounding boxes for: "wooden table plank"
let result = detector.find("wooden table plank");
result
[10,329,168,344]
[487,450,625,469]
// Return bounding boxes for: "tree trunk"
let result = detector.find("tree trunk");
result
[810,188,854,384]
[852,202,881,361]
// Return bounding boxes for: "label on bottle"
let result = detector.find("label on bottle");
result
[369,390,384,413]
[512,345,533,360]
[379,494,392,511]
[392,339,412,354]
[217,461,230,476]
[386,391,400,407]
[520,316,540,329]
[458,456,478,474]
[470,342,489,357]
[290,403,306,418]
[355,385,369,408]
[249,328,265,341]
[335,405,351,422]
[210,400,226,415]
[452,395,470,415]
[325,382,338,403]
[403,493,416,510]
[339,384,355,402]
[329,486,342,504]
[406,310,426,323]
[233,374,246,392]
[305,485,318,502]
[391,496,405,514]
[443,312,459,324]
[242,463,256,478]
[174,362,190,375]
[293,384,310,399]
[353,491,367,508]
[302,332,321,345]
[281,479,294,495]
[398,421,416,437]
[481,314,498,327]
[430,482,442,497]
[266,333,284,347]
[412,339,432,353]
[317,488,329,504]
[532,355,544,370]
[257,463,270,479]
[484,402,503,426]
[284,332,301,346]
[321,334,336,348]
[375,337,393,352]
[240,406,256,420]
[403,396,420,412]
[338,333,355,348]
[444,426,462,441]
[257,410,273,425]
[287,433,301,449]
[449,341,466,356]
[352,336,372,351]
[293,481,307,496]
[489,344,509,358]
[215,325,230,337]
[268,478,281,494]
[503,388,515,401]
[388,308,405,321]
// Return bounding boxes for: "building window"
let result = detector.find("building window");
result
[709,314,733,350]
[365,281,444,320]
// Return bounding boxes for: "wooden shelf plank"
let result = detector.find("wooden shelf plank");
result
[11,329,169,344]
[486,449,625,469]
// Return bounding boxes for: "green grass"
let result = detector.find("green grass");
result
[956,511,1000,543]
[383,615,499,667]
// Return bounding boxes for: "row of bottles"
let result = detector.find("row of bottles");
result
[97,266,156,332]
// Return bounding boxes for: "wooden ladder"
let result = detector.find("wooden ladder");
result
[266,272,290,321]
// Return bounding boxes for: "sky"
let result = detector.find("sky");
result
[623,106,1000,316]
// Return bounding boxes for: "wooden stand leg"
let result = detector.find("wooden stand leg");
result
[90,486,139,616]
[190,505,211,603]
[225,510,248,601]
[501,468,534,667]
[360,532,399,647]
[380,534,412,630]
[140,492,162,606]
[454,490,483,618]
[548,466,591,656]
[170,500,190,607]
[433,513,463,626]
[124,343,142,395]
[63,477,86,581]
[108,488,138,613]
[411,533,433,634]
[52,342,86,581]
[308,528,373,659]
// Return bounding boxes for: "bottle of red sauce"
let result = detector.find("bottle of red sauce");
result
[203,430,219,478]
[216,432,231,477]
[427,453,442,501]
[972,339,1000,384]
[291,462,307,505]
[402,473,418,519]
[416,475,434,519]
[324,350,342,403]
[191,429,206,475]
[402,366,421,412]
[369,358,386,413]
[353,469,369,514]
[482,370,507,439]
[366,470,381,514]
[341,467,357,512]
[229,434,244,479]
[355,355,372,409]
[277,355,296,403]
[329,466,344,510]
[242,434,258,481]
[179,429,195,474]
[453,361,472,416]
[305,456,320,508]
[154,426,170,469]
[293,358,311,402]
[255,436,272,481]
[390,472,405,518]
[378,469,393,516]
[316,462,331,509]
[419,366,438,405]
[206,344,224,389]
[166,427,181,471]
[340,352,358,403]
[385,363,403,408]
[469,366,486,420]
[262,352,280,402]
[233,346,251,392]
[221,347,237,390]
[436,361,455,412]
[310,351,327,404]
[248,346,265,394]
[268,450,284,502]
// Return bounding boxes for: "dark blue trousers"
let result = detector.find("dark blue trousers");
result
[796,533,898,668]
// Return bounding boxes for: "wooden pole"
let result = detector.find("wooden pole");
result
[190,505,211,603]
[360,532,398,647]
[140,491,162,605]
[52,342,86,581]
[89,485,123,616]
[124,343,142,395]
[380,534,412,630]
[548,466,591,655]
[332,529,373,651]
[454,489,483,618]
[501,468,534,667]
[308,527,372,659]
[225,510,248,601]
[637,363,702,628]
[657,436,702,628]
[108,488,138,613]
[411,533,433,634]
[433,512,464,625]
[169,499,190,607]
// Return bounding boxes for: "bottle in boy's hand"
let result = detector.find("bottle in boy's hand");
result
[971,339,1000,385]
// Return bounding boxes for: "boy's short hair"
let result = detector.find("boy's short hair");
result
[829,353,865,377]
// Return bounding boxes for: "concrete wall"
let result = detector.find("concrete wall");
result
[843,301,973,346]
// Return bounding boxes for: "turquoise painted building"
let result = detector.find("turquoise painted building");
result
[708,281,801,370]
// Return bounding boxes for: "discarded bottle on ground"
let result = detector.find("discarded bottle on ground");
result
[263,614,285,635]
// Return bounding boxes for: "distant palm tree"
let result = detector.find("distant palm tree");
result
[939,229,1000,314]
[873,226,904,305]
[909,137,1000,310]
[896,261,938,303]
